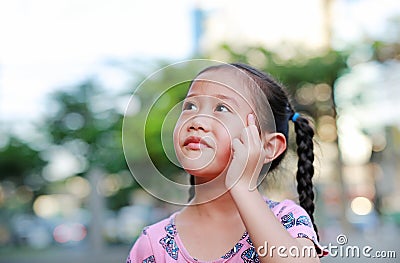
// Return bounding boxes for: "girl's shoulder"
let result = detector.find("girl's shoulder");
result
[127,212,181,262]
[264,196,329,257]
[264,197,313,229]
[140,211,178,238]
[264,196,300,214]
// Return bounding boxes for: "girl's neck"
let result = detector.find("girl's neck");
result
[188,174,239,219]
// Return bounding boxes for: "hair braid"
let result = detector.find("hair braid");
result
[293,115,319,241]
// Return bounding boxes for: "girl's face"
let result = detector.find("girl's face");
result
[173,68,256,180]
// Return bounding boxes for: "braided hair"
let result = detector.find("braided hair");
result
[292,113,319,240]
[187,63,319,240]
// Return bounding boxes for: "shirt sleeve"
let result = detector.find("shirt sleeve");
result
[274,200,329,257]
[126,230,156,263]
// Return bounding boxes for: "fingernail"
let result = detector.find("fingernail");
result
[249,113,254,121]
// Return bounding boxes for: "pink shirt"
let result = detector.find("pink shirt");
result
[127,198,328,262]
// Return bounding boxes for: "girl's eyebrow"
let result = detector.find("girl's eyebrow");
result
[186,93,239,107]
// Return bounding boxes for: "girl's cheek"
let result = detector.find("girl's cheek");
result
[222,118,245,139]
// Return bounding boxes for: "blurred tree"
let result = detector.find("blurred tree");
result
[0,137,45,186]
[43,80,132,210]
[217,44,348,118]
[372,15,400,62]
[0,136,46,215]
[46,81,126,171]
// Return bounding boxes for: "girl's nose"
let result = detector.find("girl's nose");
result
[187,117,210,132]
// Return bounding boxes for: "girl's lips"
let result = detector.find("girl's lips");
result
[183,136,211,150]
[185,142,204,150]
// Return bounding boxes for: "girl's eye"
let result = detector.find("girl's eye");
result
[215,104,230,112]
[183,102,197,111]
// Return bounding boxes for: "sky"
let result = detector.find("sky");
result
[0,0,192,124]
[0,0,399,127]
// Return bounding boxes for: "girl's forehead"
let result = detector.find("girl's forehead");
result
[189,68,252,98]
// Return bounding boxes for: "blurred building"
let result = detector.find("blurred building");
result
[195,0,333,57]
[195,0,400,56]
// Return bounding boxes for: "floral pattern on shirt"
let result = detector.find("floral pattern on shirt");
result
[241,247,260,263]
[143,255,156,263]
[159,222,179,260]
[221,242,244,259]
[281,212,296,229]
[296,215,312,228]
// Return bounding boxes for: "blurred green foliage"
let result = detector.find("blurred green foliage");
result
[144,81,190,178]
[217,45,348,118]
[221,44,348,87]
[0,138,46,186]
[45,81,126,173]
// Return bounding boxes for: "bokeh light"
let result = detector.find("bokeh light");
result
[97,174,123,197]
[53,223,87,243]
[351,196,373,216]
[33,195,60,218]
[66,176,91,199]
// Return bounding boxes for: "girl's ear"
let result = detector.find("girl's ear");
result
[262,132,287,164]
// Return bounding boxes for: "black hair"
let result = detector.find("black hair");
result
[187,63,319,240]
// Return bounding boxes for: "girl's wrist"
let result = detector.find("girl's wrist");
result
[229,179,257,196]
[229,181,263,211]
[227,171,258,193]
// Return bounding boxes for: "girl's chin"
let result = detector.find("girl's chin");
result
[178,155,231,179]
[183,166,228,180]
[184,167,210,176]
[185,170,219,178]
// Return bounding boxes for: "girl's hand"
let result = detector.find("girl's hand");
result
[225,113,268,191]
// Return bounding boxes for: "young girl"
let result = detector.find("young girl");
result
[126,63,328,262]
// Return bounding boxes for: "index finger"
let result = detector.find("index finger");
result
[247,113,262,138]
[247,113,256,126]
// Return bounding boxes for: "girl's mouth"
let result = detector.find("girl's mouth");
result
[183,136,211,150]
